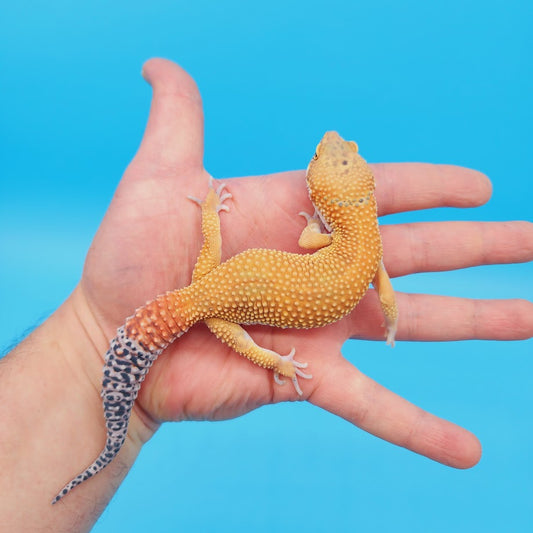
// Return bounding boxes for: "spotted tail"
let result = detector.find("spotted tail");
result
[52,291,191,504]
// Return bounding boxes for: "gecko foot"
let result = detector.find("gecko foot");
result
[273,348,312,396]
[187,178,232,212]
[297,209,332,250]
[384,319,397,348]
[215,183,232,213]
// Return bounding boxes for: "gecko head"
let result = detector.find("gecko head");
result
[305,131,376,228]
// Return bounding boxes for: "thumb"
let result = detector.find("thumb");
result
[136,57,205,173]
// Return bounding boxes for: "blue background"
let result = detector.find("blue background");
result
[1,1,531,531]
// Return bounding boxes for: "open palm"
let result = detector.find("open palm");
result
[80,58,533,471]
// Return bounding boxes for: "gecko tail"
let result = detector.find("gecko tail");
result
[51,325,165,504]
[52,291,191,504]
[51,436,122,504]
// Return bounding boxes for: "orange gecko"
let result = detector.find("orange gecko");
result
[52,131,398,503]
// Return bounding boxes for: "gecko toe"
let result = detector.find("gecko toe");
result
[295,368,312,380]
[187,195,203,206]
[214,182,232,212]
[291,376,303,396]
[299,211,313,222]
[292,359,308,369]
[273,372,285,386]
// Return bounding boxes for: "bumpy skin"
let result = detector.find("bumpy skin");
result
[52,131,398,503]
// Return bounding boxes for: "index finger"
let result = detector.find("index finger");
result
[255,163,492,231]
[371,163,493,215]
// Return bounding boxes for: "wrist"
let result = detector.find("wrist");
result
[0,285,158,527]
[63,285,161,447]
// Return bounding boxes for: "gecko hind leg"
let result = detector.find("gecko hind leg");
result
[205,318,312,396]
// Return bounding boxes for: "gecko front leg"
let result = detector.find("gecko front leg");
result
[372,261,399,346]
[298,210,333,249]
[188,178,232,281]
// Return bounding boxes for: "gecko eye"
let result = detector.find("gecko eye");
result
[312,142,323,160]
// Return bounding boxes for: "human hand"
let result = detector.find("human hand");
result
[78,58,533,470]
